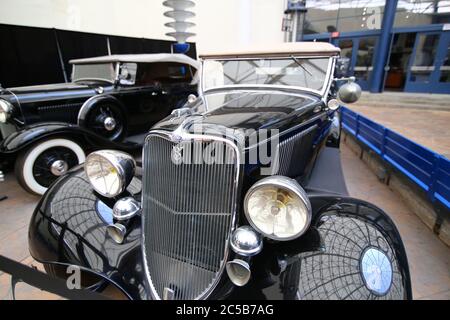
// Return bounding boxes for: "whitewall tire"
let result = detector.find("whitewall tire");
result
[15,138,85,195]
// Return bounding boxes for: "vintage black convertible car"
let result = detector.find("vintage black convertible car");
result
[0,53,199,194]
[28,42,412,300]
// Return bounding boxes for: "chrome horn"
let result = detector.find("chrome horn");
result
[226,226,263,287]
[107,197,141,244]
[226,258,252,287]
[106,223,126,244]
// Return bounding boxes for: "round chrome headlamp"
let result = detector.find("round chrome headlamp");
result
[84,150,135,198]
[244,176,312,241]
[0,99,13,123]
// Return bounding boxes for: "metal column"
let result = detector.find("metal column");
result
[370,0,398,93]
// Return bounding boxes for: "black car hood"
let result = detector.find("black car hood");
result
[6,82,92,94]
[154,90,322,133]
[0,82,106,105]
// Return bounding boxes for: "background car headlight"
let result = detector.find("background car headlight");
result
[0,99,13,123]
[244,176,311,241]
[85,150,135,197]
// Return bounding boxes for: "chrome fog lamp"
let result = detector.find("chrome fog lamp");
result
[113,197,140,221]
[106,223,126,244]
[85,150,135,198]
[230,226,263,256]
[244,176,312,241]
[0,99,13,123]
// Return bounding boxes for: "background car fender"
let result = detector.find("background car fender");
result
[0,122,139,155]
[77,95,127,129]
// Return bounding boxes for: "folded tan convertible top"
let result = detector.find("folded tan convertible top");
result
[199,42,340,59]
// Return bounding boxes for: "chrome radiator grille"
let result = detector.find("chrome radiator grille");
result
[142,133,239,300]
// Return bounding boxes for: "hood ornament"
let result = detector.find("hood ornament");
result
[171,114,204,142]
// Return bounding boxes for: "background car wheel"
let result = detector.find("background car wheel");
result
[281,210,411,300]
[83,102,125,141]
[15,138,85,195]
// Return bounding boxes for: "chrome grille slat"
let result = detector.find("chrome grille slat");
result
[142,133,238,300]
[273,125,318,175]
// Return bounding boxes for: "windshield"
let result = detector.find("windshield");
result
[72,63,116,83]
[202,57,331,94]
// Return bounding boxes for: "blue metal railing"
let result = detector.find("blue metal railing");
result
[341,107,450,211]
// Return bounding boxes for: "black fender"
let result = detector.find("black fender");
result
[231,194,412,300]
[28,165,147,299]
[77,94,127,141]
[0,122,140,155]
[28,165,412,300]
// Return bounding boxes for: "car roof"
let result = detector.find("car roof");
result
[199,42,340,59]
[69,53,200,69]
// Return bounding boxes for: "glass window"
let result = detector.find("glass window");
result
[338,39,354,60]
[135,62,194,86]
[439,44,450,82]
[337,39,354,77]
[354,37,378,81]
[303,0,385,34]
[202,58,331,93]
[395,0,450,28]
[72,63,116,83]
[410,34,440,82]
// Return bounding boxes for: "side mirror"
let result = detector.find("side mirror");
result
[338,80,362,104]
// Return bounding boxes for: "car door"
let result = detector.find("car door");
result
[116,62,197,135]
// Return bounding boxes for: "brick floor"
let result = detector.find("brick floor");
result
[0,143,448,299]
[348,104,450,159]
[341,143,450,300]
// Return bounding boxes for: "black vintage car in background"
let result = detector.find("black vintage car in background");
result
[0,53,199,194]
[28,42,412,300]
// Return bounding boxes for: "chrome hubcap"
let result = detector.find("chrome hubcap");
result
[50,160,68,176]
[104,117,117,131]
[360,247,393,295]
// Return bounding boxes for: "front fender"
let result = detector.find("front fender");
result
[0,122,139,154]
[29,169,412,300]
[239,195,413,300]
[28,166,147,299]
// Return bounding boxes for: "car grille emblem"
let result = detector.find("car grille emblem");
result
[171,144,184,164]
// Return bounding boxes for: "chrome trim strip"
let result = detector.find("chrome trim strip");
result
[77,94,102,126]
[141,129,242,300]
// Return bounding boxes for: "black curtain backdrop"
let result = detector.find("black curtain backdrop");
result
[0,23,196,88]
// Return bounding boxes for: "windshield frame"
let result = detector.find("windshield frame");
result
[71,62,118,84]
[200,55,335,97]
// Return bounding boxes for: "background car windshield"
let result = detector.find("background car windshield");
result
[72,63,116,83]
[203,57,330,92]
[135,62,194,86]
